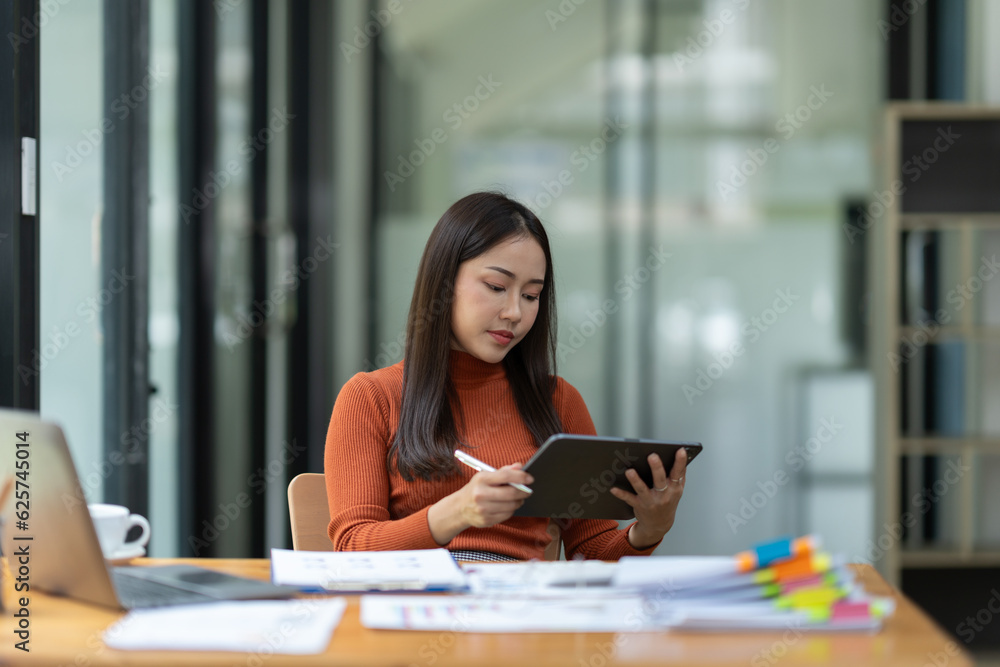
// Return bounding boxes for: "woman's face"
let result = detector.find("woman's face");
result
[450,235,546,364]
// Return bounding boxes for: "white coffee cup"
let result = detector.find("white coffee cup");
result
[88,503,151,558]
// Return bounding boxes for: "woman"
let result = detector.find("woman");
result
[324,191,686,561]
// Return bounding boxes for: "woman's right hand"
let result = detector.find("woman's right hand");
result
[427,464,533,545]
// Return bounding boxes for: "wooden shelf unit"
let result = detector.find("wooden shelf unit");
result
[877,103,1000,585]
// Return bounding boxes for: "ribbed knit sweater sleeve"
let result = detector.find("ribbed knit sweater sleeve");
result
[324,372,441,551]
[555,378,663,559]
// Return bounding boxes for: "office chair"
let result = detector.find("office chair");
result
[286,472,562,560]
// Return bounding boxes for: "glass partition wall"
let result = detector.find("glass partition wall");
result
[39,0,106,514]
[371,0,882,556]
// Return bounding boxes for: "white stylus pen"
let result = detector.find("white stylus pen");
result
[453,450,533,495]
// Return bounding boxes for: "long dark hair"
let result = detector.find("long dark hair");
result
[389,192,562,481]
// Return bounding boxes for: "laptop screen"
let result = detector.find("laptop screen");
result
[0,409,122,608]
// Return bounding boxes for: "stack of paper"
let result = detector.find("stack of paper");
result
[612,536,896,632]
[351,536,895,633]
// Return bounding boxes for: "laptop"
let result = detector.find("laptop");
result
[0,409,296,609]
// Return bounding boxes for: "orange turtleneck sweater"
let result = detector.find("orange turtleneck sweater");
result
[324,349,661,560]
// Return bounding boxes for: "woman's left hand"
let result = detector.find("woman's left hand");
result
[609,448,687,550]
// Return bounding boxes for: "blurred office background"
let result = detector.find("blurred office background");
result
[3,0,1000,654]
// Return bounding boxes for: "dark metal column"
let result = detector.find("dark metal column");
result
[248,0,269,555]
[102,0,151,516]
[287,0,337,490]
[0,0,40,411]
[177,0,217,556]
[286,0,312,487]
[304,0,336,475]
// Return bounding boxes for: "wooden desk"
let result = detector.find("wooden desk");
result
[0,559,972,667]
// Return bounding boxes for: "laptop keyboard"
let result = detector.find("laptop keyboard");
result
[111,569,216,608]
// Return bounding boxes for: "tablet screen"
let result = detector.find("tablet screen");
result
[513,434,701,520]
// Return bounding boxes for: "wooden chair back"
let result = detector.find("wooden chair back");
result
[287,473,334,551]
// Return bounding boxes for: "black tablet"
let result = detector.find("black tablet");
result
[513,434,702,520]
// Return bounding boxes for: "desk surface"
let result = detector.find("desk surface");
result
[0,558,972,667]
